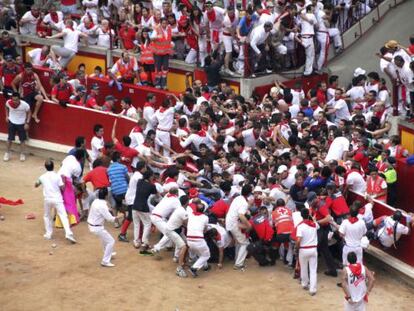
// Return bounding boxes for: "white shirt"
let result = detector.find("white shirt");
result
[300,13,316,35]
[330,98,351,122]
[38,171,64,202]
[152,107,175,131]
[242,128,259,148]
[28,48,47,66]
[43,11,64,28]
[346,172,367,194]
[122,106,137,119]
[97,27,115,48]
[225,195,249,231]
[249,25,271,55]
[166,204,188,231]
[152,195,179,219]
[180,132,215,151]
[208,223,232,248]
[346,265,367,303]
[21,11,38,34]
[87,198,115,226]
[129,129,145,149]
[396,63,414,91]
[325,136,350,161]
[125,171,143,205]
[187,213,209,237]
[90,136,104,163]
[6,100,30,125]
[296,221,318,247]
[346,86,365,108]
[82,0,99,15]
[77,22,98,45]
[378,216,410,248]
[357,203,373,224]
[58,155,82,180]
[62,28,81,52]
[339,218,367,247]
[143,105,155,131]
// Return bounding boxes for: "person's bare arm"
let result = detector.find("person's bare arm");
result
[365,266,375,295]
[46,32,65,39]
[239,213,251,229]
[34,73,49,100]
[111,118,119,144]
[11,74,22,92]
[341,268,351,299]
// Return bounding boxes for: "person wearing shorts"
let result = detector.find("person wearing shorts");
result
[4,92,31,162]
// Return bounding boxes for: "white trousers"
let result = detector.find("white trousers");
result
[188,239,210,270]
[185,48,198,65]
[151,215,170,251]
[155,130,170,157]
[344,299,366,311]
[342,245,363,265]
[302,37,315,75]
[299,248,318,294]
[328,28,342,48]
[230,227,249,267]
[316,32,330,71]
[132,210,152,245]
[89,226,115,264]
[43,199,73,238]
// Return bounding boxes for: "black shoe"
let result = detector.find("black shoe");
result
[118,234,129,243]
[203,264,211,272]
[324,270,338,277]
[189,267,198,277]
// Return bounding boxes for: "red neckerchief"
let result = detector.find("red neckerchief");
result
[375,109,386,120]
[260,9,271,15]
[144,101,153,108]
[358,206,365,215]
[207,8,216,22]
[302,219,316,228]
[253,130,260,140]
[85,21,95,30]
[345,169,363,181]
[132,126,143,133]
[270,184,280,190]
[40,53,48,61]
[159,107,167,113]
[180,127,190,134]
[7,99,20,109]
[348,216,359,224]
[254,198,262,207]
[50,12,59,23]
[229,14,235,23]
[214,232,222,241]
[143,142,151,147]
[165,177,176,184]
[197,130,207,137]
[66,25,74,31]
[365,98,376,109]
[348,263,362,276]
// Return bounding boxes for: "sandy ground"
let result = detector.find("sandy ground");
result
[0,142,413,311]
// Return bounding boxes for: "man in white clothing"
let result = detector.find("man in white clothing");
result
[300,4,317,76]
[326,89,351,124]
[339,206,367,265]
[225,184,252,270]
[19,5,39,35]
[296,208,318,296]
[187,201,210,277]
[35,159,76,243]
[47,19,89,68]
[345,163,367,194]
[249,22,274,75]
[88,188,123,267]
[325,129,350,162]
[90,124,104,164]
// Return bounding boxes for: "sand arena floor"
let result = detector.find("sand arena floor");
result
[0,143,413,311]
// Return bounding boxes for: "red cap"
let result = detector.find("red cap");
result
[188,188,199,198]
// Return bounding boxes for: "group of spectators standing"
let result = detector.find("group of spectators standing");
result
[1,0,385,79]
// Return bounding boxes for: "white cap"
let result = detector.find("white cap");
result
[233,174,245,186]
[353,67,366,77]
[254,186,263,193]
[277,165,288,174]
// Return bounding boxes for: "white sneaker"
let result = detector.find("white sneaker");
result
[176,266,188,278]
[65,234,77,244]
[19,153,26,162]
[101,262,115,267]
[3,152,10,162]
[43,234,52,240]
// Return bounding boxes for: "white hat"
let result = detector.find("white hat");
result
[353,67,366,77]
[254,186,263,193]
[233,174,245,186]
[361,236,370,249]
[277,165,288,174]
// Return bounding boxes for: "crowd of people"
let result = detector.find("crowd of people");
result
[1,0,384,79]
[2,1,414,310]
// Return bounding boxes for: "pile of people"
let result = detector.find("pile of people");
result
[3,0,384,79]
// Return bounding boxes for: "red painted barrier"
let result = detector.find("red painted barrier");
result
[347,191,414,267]
[254,74,328,99]
[395,158,414,214]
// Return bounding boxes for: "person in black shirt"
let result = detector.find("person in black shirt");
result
[289,172,307,210]
[133,169,158,254]
[204,51,223,90]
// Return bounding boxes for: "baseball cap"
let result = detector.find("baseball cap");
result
[4,54,13,61]
[353,67,366,77]
[91,83,100,90]
[105,95,116,101]
[277,165,288,174]
[385,40,398,49]
[306,191,317,203]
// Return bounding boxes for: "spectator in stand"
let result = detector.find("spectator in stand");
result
[96,19,115,48]
[84,83,102,110]
[19,5,39,35]
[299,4,317,76]
[119,96,138,119]
[150,17,174,90]
[119,21,137,51]
[41,4,64,35]
[138,28,155,86]
[27,45,51,67]
[3,92,31,162]
[11,62,49,123]
[108,51,141,91]
[249,22,274,77]
[47,19,89,69]
[51,73,74,107]
[222,6,239,77]
[77,14,99,46]
[61,0,78,15]
[0,54,22,97]
[89,65,104,78]
[0,31,19,58]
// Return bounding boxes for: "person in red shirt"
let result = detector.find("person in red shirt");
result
[82,159,111,191]
[272,199,294,263]
[209,199,229,220]
[352,138,370,173]
[316,81,327,105]
[0,55,21,98]
[307,191,339,277]
[248,206,277,266]
[85,83,102,110]
[51,73,74,107]
[324,183,350,224]
[119,22,137,51]
[111,118,140,172]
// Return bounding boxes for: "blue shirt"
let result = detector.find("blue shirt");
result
[107,162,129,195]
[238,14,258,36]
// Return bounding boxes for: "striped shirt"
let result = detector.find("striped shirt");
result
[107,162,128,195]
